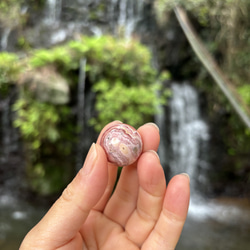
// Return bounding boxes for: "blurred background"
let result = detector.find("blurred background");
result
[0,0,250,249]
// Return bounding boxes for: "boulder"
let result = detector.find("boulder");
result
[19,66,69,104]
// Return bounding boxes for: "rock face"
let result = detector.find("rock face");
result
[0,0,191,77]
[1,0,150,49]
[18,67,69,104]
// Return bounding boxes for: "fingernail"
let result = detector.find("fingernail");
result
[82,143,97,175]
[145,122,159,132]
[181,173,190,182]
[147,150,160,161]
[114,120,123,123]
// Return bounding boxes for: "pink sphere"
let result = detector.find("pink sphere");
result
[100,124,143,166]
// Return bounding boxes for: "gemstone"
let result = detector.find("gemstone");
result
[100,124,143,166]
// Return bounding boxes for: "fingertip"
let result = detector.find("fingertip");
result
[137,150,166,195]
[139,122,159,132]
[138,150,160,165]
[144,174,190,250]
[164,174,190,219]
[137,123,160,152]
[180,173,190,183]
[146,150,160,161]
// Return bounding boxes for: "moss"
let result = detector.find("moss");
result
[238,85,250,106]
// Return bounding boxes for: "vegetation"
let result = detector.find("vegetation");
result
[13,96,73,195]
[29,36,170,130]
[0,0,249,196]
[0,53,21,96]
[154,0,250,192]
[0,0,44,29]
[0,35,169,195]
[0,0,24,29]
[154,0,250,109]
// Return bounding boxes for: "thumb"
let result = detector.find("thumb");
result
[22,143,108,248]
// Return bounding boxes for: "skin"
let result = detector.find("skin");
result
[20,121,190,250]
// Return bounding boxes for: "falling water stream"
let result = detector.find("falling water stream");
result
[116,0,143,38]
[0,28,11,51]
[157,82,250,249]
[168,83,209,186]
[44,0,62,25]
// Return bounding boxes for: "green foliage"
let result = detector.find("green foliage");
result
[0,52,21,96]
[0,0,21,14]
[17,36,32,51]
[154,0,209,25]
[70,36,168,130]
[155,0,250,113]
[69,36,156,85]
[10,35,170,194]
[90,80,163,131]
[30,46,74,70]
[225,115,250,160]
[0,0,25,28]
[13,97,61,156]
[28,160,72,196]
[154,0,207,10]
[28,36,169,132]
[12,93,74,195]
[238,85,250,105]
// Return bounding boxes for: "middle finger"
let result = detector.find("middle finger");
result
[103,123,160,226]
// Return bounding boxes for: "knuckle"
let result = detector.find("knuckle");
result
[61,184,75,203]
[163,209,184,223]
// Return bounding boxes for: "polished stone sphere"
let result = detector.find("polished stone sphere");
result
[100,124,143,166]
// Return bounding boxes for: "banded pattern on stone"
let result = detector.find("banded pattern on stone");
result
[100,124,142,166]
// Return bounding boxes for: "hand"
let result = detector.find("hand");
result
[20,121,190,250]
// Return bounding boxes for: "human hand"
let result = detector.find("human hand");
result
[20,121,190,250]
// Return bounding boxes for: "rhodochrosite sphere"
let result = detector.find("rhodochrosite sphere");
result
[100,124,143,166]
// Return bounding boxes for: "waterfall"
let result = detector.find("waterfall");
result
[0,28,11,51]
[157,82,210,196]
[44,0,62,25]
[163,83,247,224]
[119,0,143,38]
[110,0,144,38]
[169,83,209,187]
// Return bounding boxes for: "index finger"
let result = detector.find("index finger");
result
[93,121,160,213]
[102,122,161,226]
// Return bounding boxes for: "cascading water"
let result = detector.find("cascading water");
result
[157,82,210,215]
[44,0,62,25]
[42,0,66,45]
[158,82,250,227]
[116,0,144,38]
[0,28,11,51]
[40,0,145,46]
[168,82,209,192]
